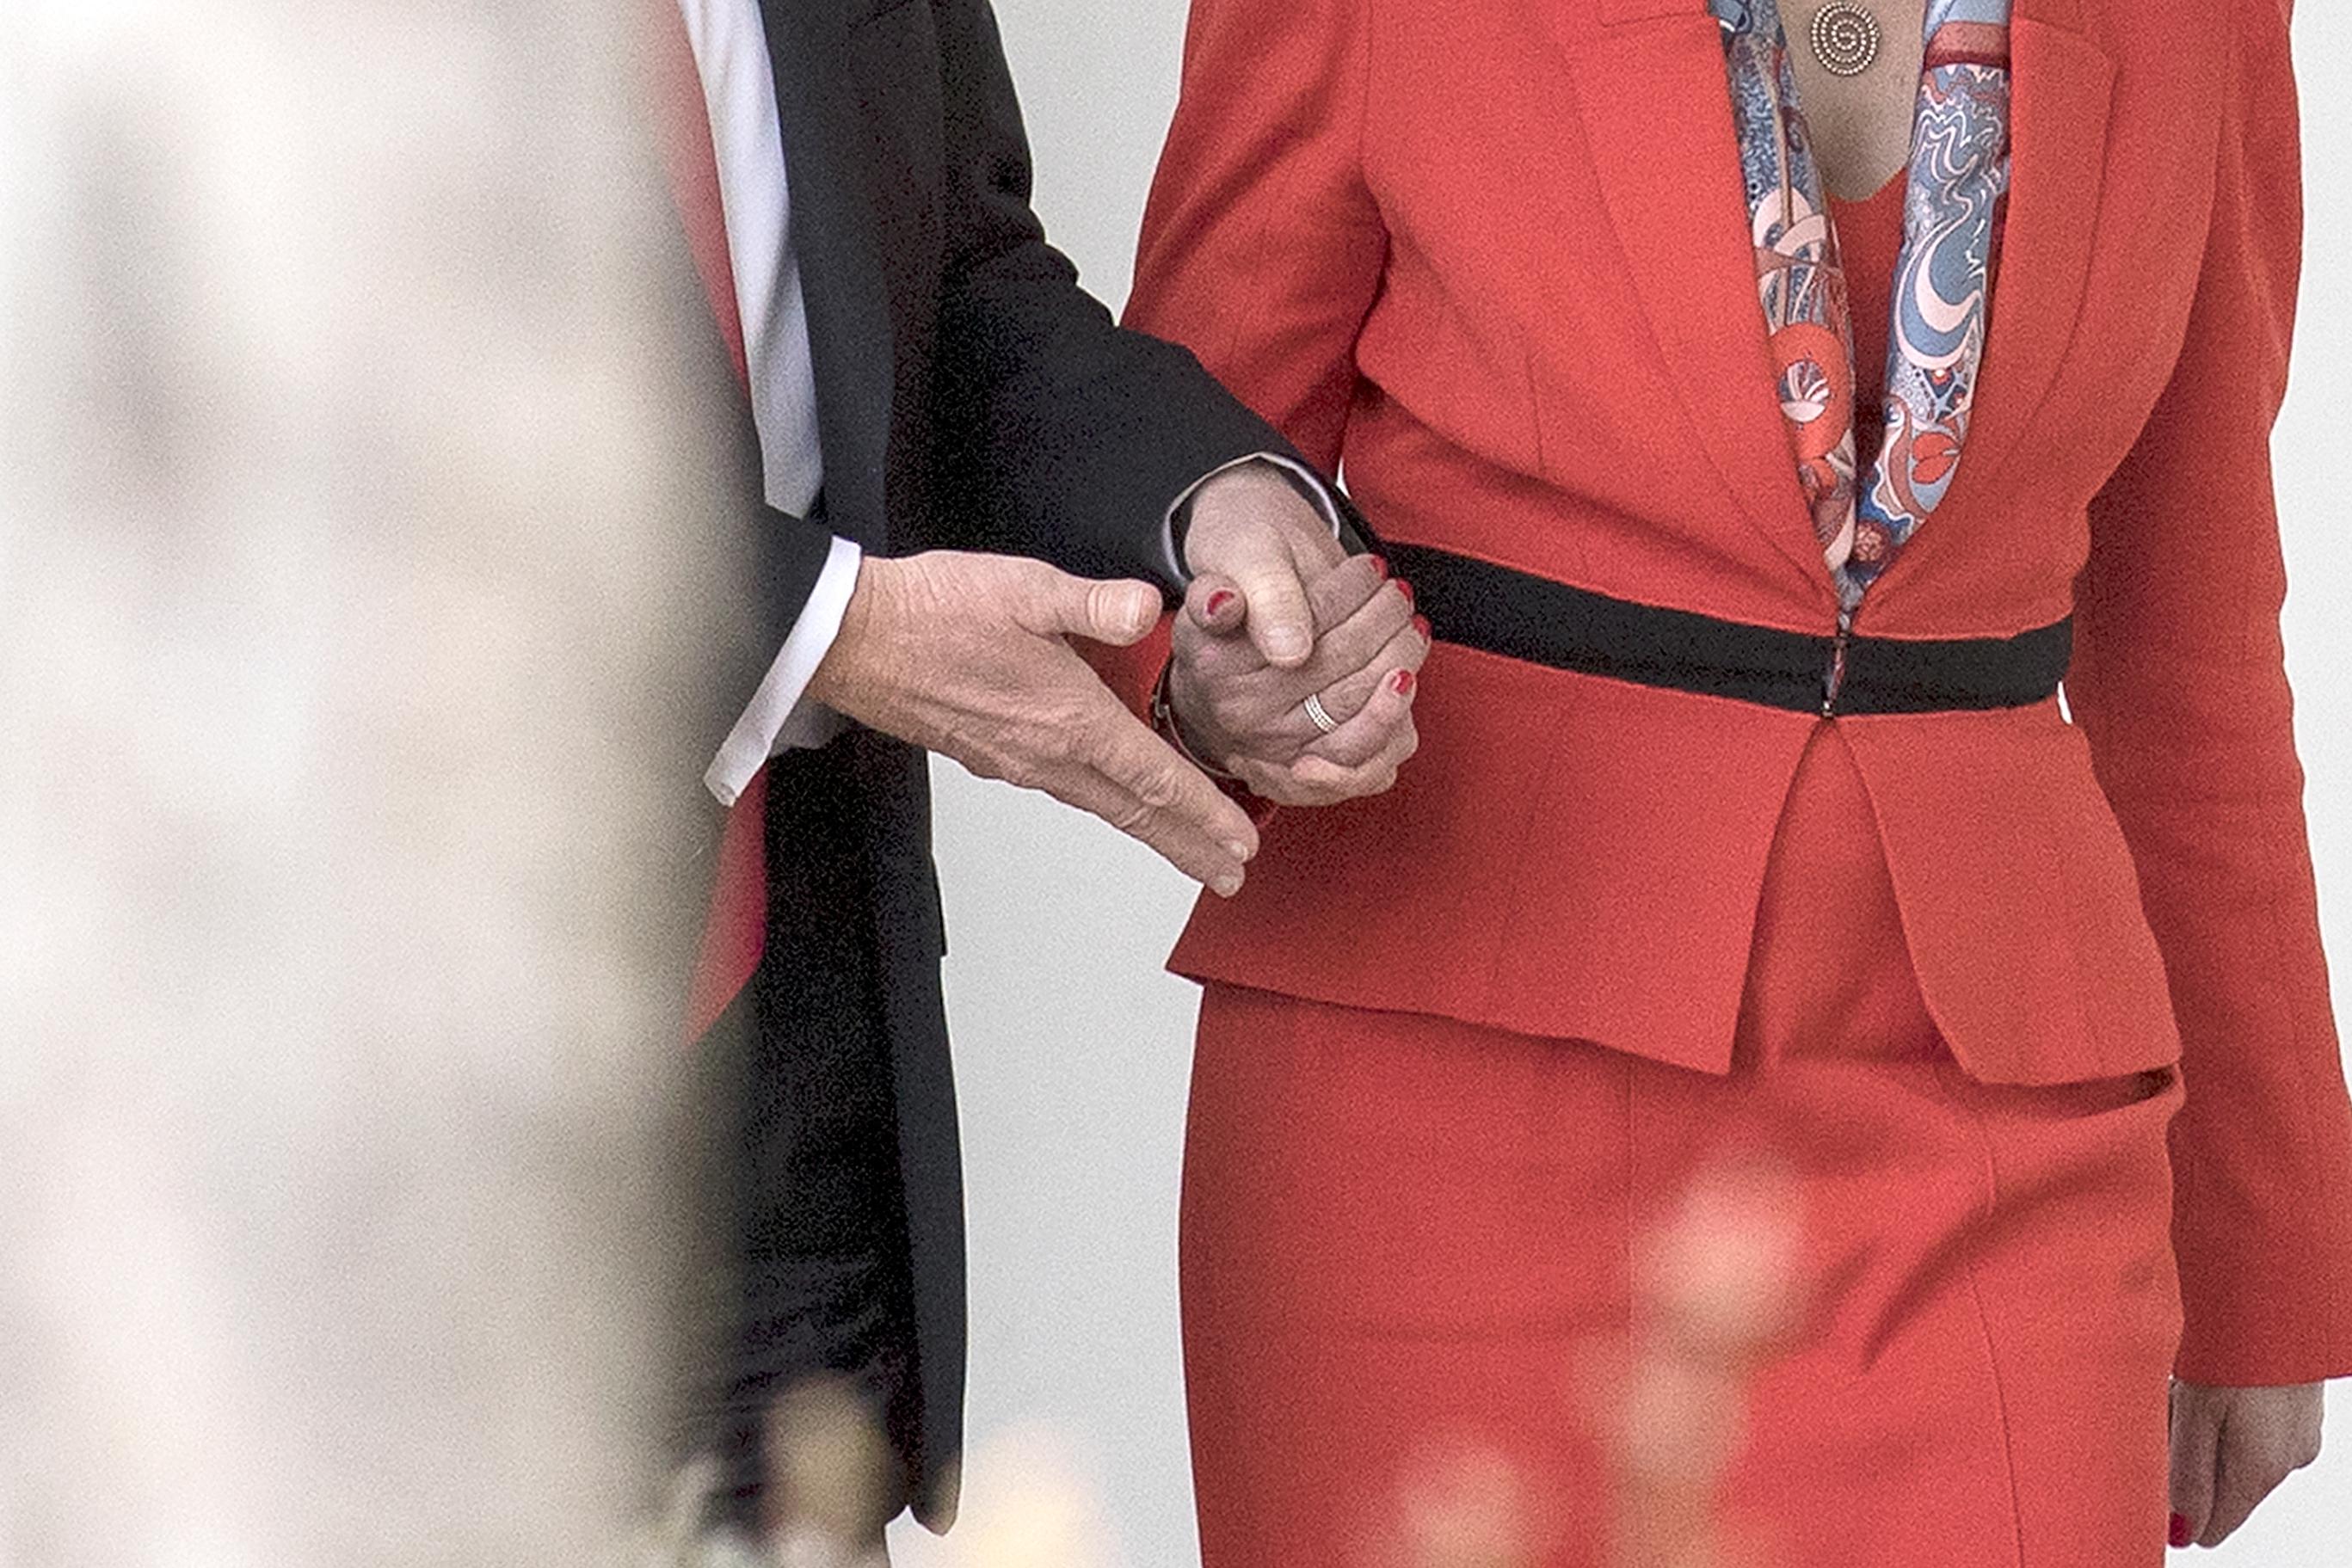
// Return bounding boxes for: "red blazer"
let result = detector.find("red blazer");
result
[1120,0,2352,1384]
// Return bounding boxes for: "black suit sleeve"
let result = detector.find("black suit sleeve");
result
[927,0,1362,593]
[747,504,840,673]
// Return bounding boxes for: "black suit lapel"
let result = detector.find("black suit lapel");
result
[761,0,894,549]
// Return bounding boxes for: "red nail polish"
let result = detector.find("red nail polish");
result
[1205,589,1236,618]
[2169,1514,2193,1549]
[1369,554,1390,580]
[1391,669,1416,697]
[1396,578,1416,607]
[1413,613,1432,643]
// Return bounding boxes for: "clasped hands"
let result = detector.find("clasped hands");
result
[1167,461,1426,807]
[803,461,1424,898]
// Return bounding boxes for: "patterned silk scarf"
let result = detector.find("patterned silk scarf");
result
[1710,0,2012,620]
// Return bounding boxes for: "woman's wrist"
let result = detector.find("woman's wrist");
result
[1151,658,1247,788]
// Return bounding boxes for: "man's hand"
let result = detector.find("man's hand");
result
[805,550,1258,895]
[1167,550,1427,807]
[2169,1379,2325,1548]
[1180,460,1351,667]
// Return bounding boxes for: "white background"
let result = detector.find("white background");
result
[896,2,2352,1564]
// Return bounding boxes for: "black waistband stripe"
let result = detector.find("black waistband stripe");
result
[1382,543,2071,717]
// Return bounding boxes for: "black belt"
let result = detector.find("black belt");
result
[1383,543,2071,717]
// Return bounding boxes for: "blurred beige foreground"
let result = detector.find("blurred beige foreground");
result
[0,3,750,1562]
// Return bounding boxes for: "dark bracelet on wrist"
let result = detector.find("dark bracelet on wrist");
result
[1150,658,1247,785]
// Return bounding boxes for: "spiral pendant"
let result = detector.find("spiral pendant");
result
[1808,2,1882,77]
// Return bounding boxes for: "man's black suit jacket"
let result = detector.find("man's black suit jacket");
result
[693,0,1334,1534]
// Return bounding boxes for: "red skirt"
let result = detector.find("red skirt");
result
[1179,723,2185,1567]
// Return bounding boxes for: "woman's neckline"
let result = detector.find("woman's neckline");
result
[1830,164,1908,212]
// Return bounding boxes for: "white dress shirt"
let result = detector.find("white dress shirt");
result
[680,0,857,804]
[679,0,1335,807]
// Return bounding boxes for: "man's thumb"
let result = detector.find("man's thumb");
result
[1038,571,1161,646]
[1235,563,1314,667]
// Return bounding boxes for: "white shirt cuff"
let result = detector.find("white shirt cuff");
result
[1162,452,1344,581]
[704,534,863,806]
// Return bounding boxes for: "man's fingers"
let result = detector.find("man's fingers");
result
[1066,702,1259,880]
[2170,1384,2221,1549]
[1087,714,1260,858]
[1037,755,1253,895]
[988,684,1256,891]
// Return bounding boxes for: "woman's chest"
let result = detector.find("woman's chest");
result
[1357,0,2217,274]
[1350,0,2226,513]
[1780,0,1930,199]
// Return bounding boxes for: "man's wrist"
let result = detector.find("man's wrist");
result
[803,556,877,713]
[1177,458,1335,579]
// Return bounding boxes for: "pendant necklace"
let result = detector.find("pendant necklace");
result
[1809,2,1883,75]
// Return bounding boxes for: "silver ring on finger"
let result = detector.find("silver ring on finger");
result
[1302,691,1341,735]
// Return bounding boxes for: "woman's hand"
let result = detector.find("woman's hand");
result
[1166,550,1429,806]
[2168,1379,2324,1548]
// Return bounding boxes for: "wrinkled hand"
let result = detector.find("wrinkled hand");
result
[1172,473,1428,805]
[2168,1379,2324,1548]
[1179,460,1351,667]
[806,550,1257,895]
